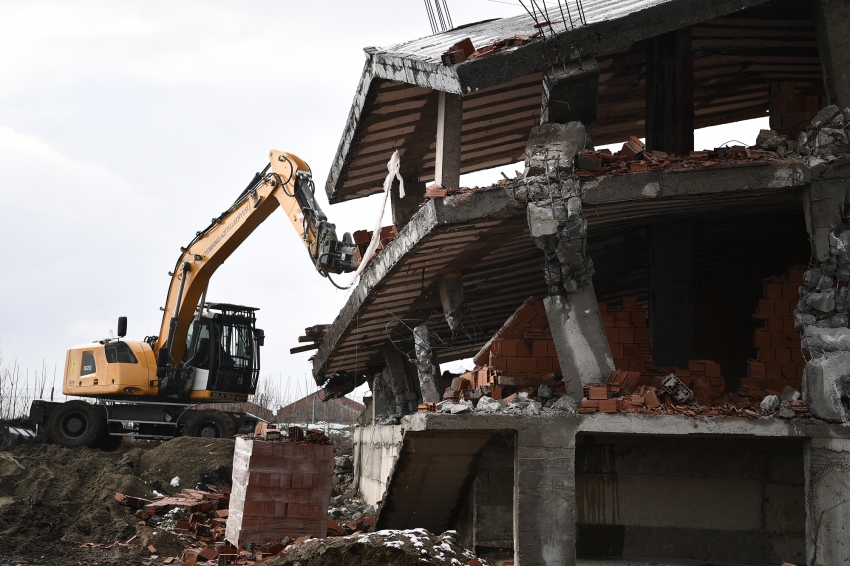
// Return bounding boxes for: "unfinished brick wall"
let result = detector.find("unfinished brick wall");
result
[226,438,333,547]
[747,267,807,395]
[768,81,828,139]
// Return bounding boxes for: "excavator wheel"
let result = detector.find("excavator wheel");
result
[47,400,106,448]
[182,410,236,438]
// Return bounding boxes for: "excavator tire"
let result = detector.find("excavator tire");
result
[47,400,106,448]
[182,410,236,438]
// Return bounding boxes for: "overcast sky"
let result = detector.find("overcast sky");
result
[0,1,767,407]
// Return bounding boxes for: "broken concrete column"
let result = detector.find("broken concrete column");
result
[391,178,427,229]
[437,272,466,334]
[801,352,850,423]
[381,347,420,417]
[804,437,850,565]
[413,324,441,403]
[435,91,462,189]
[541,59,599,127]
[815,0,850,111]
[645,27,694,156]
[524,122,614,400]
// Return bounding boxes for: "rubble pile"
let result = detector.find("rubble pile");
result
[263,529,490,566]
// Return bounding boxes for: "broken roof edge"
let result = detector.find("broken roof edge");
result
[325,0,773,204]
[312,187,524,382]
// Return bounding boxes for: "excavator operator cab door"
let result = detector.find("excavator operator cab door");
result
[183,303,261,400]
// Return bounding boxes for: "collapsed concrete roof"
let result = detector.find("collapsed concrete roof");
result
[313,157,812,383]
[326,0,821,203]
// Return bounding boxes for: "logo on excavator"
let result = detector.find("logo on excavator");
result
[203,203,250,258]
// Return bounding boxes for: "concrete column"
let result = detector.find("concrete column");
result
[815,0,850,111]
[645,28,694,156]
[514,419,578,566]
[545,290,615,401]
[650,221,694,367]
[541,59,600,127]
[804,437,850,566]
[413,325,441,403]
[801,181,847,263]
[385,347,420,414]
[438,272,466,333]
[435,91,462,188]
[391,178,427,229]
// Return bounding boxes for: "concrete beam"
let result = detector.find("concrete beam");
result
[545,290,615,401]
[541,59,599,127]
[815,0,850,111]
[437,272,466,333]
[435,91,462,189]
[650,221,694,367]
[805,437,850,566]
[645,28,694,156]
[413,325,441,404]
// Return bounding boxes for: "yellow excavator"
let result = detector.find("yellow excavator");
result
[27,151,358,448]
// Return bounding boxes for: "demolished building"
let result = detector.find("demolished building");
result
[304,1,850,565]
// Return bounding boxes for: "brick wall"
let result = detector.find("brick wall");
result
[226,438,334,547]
[768,81,828,138]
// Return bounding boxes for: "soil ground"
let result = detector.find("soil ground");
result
[0,437,234,566]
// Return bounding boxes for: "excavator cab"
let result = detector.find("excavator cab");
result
[162,303,263,401]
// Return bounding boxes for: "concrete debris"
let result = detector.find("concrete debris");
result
[474,396,504,413]
[545,395,577,413]
[760,395,781,412]
[437,399,473,414]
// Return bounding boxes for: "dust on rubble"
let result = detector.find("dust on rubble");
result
[263,529,490,566]
[0,437,234,566]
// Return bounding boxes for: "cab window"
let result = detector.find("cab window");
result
[104,341,138,364]
[81,352,96,376]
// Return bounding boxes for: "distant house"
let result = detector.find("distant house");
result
[277,392,364,426]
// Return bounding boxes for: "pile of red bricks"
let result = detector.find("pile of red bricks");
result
[600,297,652,376]
[747,267,806,396]
[352,225,397,266]
[225,434,334,548]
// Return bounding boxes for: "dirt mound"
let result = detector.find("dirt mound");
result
[0,437,235,563]
[264,529,488,566]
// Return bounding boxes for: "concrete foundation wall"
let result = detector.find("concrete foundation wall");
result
[575,435,805,564]
[353,425,403,506]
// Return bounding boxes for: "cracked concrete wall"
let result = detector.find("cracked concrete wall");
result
[353,424,404,506]
[805,437,850,566]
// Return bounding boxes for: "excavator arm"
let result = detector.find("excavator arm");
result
[153,150,358,372]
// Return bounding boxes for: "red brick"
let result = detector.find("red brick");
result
[582,399,601,408]
[606,327,619,344]
[507,357,523,373]
[749,361,766,378]
[782,285,798,301]
[766,363,782,378]
[758,300,775,316]
[516,341,531,357]
[788,333,802,348]
[766,285,783,300]
[689,361,705,373]
[791,348,805,363]
[521,358,538,373]
[589,387,608,400]
[621,296,639,311]
[547,341,558,358]
[491,356,507,372]
[771,332,787,348]
[598,399,618,413]
[767,317,784,332]
[774,300,790,316]
[623,343,640,359]
[628,359,644,374]
[634,328,650,344]
[704,361,721,377]
[614,358,628,370]
[782,363,797,379]
[619,328,635,343]
[528,314,548,329]
[538,357,554,373]
[774,348,791,363]
[760,347,776,363]
[597,301,607,313]
[755,329,772,348]
[610,343,624,358]
[789,268,804,287]
[602,313,616,326]
[631,311,647,328]
[531,340,549,357]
